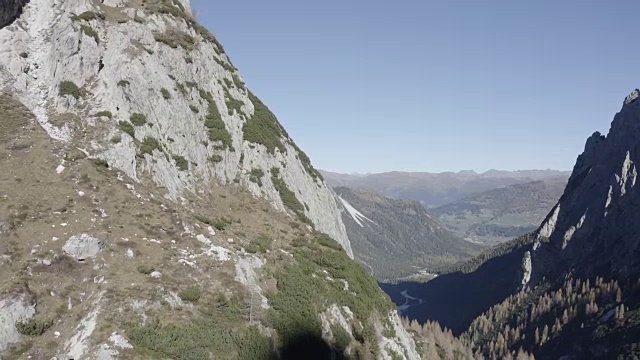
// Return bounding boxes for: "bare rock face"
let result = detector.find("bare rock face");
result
[520,251,531,288]
[0,2,422,358]
[0,295,35,354]
[0,0,351,256]
[532,89,640,281]
[62,234,105,261]
[0,0,28,29]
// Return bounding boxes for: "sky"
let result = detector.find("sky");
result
[191,0,640,174]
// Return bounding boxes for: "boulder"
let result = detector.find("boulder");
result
[62,234,105,261]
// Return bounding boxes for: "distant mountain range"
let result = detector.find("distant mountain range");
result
[323,169,570,246]
[432,176,568,244]
[334,187,482,280]
[321,169,571,208]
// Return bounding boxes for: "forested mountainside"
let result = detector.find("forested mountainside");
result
[381,234,535,334]
[0,1,421,359]
[432,177,567,245]
[334,187,483,281]
[385,89,640,359]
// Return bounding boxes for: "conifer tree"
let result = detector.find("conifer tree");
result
[541,325,549,345]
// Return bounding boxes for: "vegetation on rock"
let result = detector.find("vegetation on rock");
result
[266,233,393,356]
[153,30,196,50]
[245,233,272,254]
[139,136,162,156]
[178,286,202,303]
[172,155,188,171]
[118,121,135,138]
[271,168,311,225]
[70,11,105,22]
[130,113,147,126]
[80,24,100,44]
[198,89,233,150]
[249,168,264,186]
[16,319,53,337]
[95,110,113,119]
[58,81,82,99]
[224,88,244,116]
[243,92,287,154]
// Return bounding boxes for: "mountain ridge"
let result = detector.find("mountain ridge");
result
[0,1,422,358]
[321,169,571,209]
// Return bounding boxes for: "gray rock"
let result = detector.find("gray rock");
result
[624,89,639,105]
[0,295,35,354]
[0,0,351,257]
[520,251,531,288]
[532,89,640,281]
[62,234,105,261]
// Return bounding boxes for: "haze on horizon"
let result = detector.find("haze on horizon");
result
[321,168,572,176]
[193,0,640,174]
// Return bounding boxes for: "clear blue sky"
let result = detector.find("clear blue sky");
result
[192,0,640,174]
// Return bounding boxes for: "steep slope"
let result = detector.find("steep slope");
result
[0,1,421,359]
[0,0,351,258]
[334,187,483,280]
[530,91,640,282]
[432,177,567,244]
[321,169,570,208]
[386,89,640,359]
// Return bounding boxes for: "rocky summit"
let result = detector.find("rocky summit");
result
[531,89,640,283]
[0,1,421,359]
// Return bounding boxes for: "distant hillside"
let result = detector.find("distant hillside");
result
[432,177,568,244]
[334,187,483,280]
[321,169,571,208]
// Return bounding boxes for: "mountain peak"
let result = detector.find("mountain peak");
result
[533,88,640,280]
[457,169,478,175]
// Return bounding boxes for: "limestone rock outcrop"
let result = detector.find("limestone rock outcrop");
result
[0,0,351,256]
[0,2,425,358]
[62,234,106,261]
[520,251,531,288]
[532,89,640,280]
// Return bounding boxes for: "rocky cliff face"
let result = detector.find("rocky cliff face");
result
[0,0,351,257]
[531,89,640,281]
[0,1,425,359]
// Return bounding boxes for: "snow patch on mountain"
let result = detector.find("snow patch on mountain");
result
[337,195,376,227]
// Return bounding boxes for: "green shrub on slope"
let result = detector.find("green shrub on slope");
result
[243,92,287,154]
[267,234,393,349]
